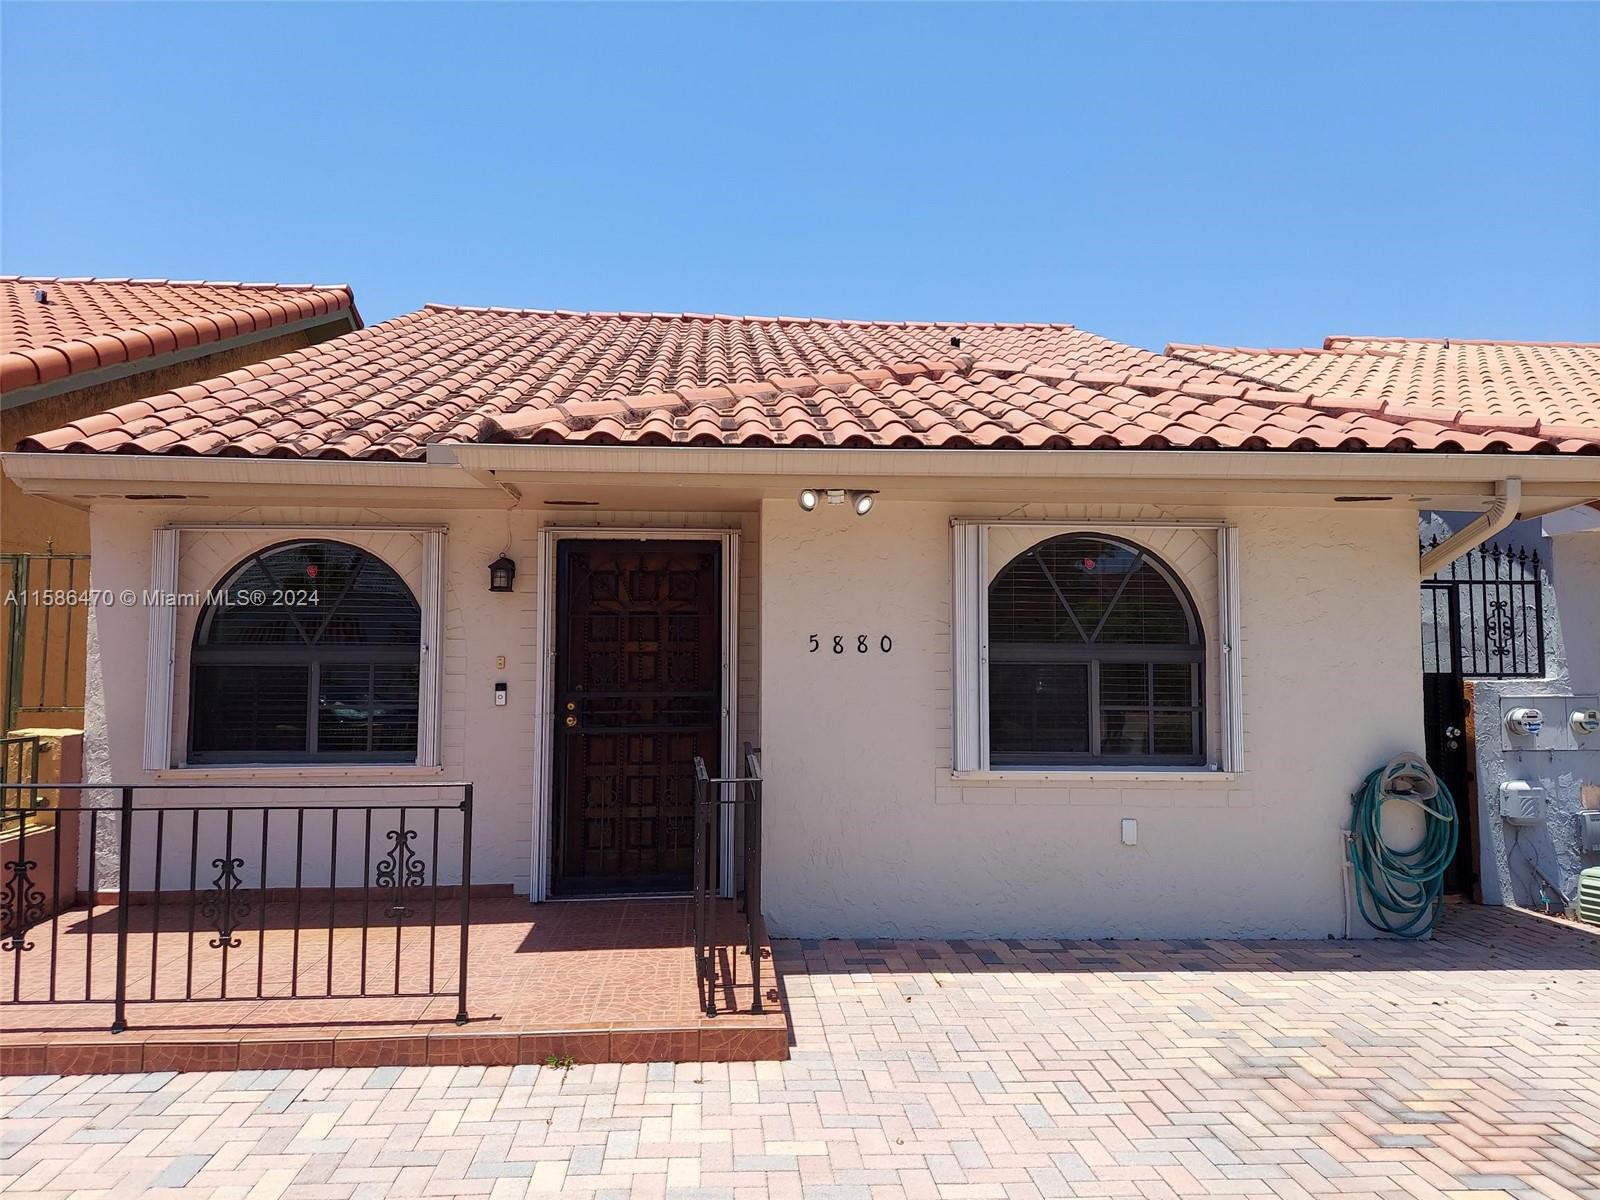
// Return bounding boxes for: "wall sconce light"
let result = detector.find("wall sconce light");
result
[488,554,517,592]
[796,488,877,516]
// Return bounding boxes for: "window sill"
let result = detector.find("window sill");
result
[154,763,447,783]
[951,768,1237,784]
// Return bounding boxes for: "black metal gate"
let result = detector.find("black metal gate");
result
[2,551,92,732]
[1421,583,1473,895]
[1419,537,1547,897]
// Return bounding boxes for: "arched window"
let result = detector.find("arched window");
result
[188,540,421,763]
[988,534,1204,765]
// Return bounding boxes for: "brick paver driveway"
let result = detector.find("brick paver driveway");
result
[2,904,1596,1199]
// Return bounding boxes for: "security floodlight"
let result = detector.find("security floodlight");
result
[797,487,877,516]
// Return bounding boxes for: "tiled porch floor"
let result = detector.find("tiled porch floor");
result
[0,897,788,1074]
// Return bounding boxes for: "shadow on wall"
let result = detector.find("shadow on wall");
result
[1422,511,1599,915]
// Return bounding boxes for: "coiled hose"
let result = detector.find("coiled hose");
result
[1346,754,1459,938]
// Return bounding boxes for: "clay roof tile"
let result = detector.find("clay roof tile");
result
[1168,335,1598,445]
[15,305,1589,458]
[1,275,358,396]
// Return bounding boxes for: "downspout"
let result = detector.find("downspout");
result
[1418,477,1521,579]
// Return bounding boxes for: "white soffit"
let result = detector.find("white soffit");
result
[3,445,1597,515]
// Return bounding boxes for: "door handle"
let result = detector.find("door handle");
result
[565,715,578,728]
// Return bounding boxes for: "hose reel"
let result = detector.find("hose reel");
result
[1346,754,1459,938]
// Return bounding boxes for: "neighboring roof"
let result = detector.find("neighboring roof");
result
[1,276,360,395]
[17,306,1598,459]
[1166,336,1600,443]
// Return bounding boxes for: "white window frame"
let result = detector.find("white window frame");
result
[142,524,447,773]
[951,518,1241,777]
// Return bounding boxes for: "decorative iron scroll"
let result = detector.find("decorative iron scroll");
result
[1485,598,1516,659]
[375,828,426,918]
[1420,536,1546,678]
[200,855,249,948]
[1,854,46,951]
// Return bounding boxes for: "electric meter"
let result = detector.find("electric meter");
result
[1571,708,1600,737]
[1505,707,1543,737]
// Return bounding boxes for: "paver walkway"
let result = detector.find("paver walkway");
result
[2,903,1596,1199]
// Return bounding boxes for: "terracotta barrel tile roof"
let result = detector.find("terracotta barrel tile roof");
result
[1166,335,1600,444]
[1,275,358,393]
[16,305,1597,459]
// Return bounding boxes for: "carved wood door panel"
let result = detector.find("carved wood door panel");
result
[553,541,721,893]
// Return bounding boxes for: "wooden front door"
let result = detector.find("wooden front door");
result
[552,540,721,894]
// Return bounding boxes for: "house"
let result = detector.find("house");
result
[5,305,1598,943]
[1,276,360,732]
[1169,334,1600,920]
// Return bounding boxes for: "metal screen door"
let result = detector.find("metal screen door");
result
[552,541,721,894]
[1421,582,1475,897]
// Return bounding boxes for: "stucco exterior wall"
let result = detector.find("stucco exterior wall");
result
[1467,522,1600,910]
[1421,510,1600,912]
[758,499,1425,939]
[77,490,1427,938]
[1551,525,1600,686]
[81,503,759,896]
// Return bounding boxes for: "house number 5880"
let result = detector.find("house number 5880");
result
[808,634,893,654]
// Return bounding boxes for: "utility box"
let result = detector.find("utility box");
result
[1579,810,1600,853]
[1500,780,1544,826]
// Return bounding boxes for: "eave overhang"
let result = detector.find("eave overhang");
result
[4,444,1597,519]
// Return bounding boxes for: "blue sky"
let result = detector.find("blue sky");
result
[3,2,1596,350]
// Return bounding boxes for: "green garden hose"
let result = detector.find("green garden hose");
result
[1346,754,1459,938]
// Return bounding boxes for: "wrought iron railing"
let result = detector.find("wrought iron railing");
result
[1,734,46,819]
[691,745,763,1017]
[1,551,92,731]
[1421,536,1546,678]
[0,781,473,1033]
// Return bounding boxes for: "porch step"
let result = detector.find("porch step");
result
[1,1014,789,1076]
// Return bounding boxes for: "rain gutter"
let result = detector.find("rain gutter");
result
[1417,477,1522,579]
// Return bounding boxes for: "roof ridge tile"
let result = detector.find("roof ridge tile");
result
[2,274,352,292]
[416,301,1076,332]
